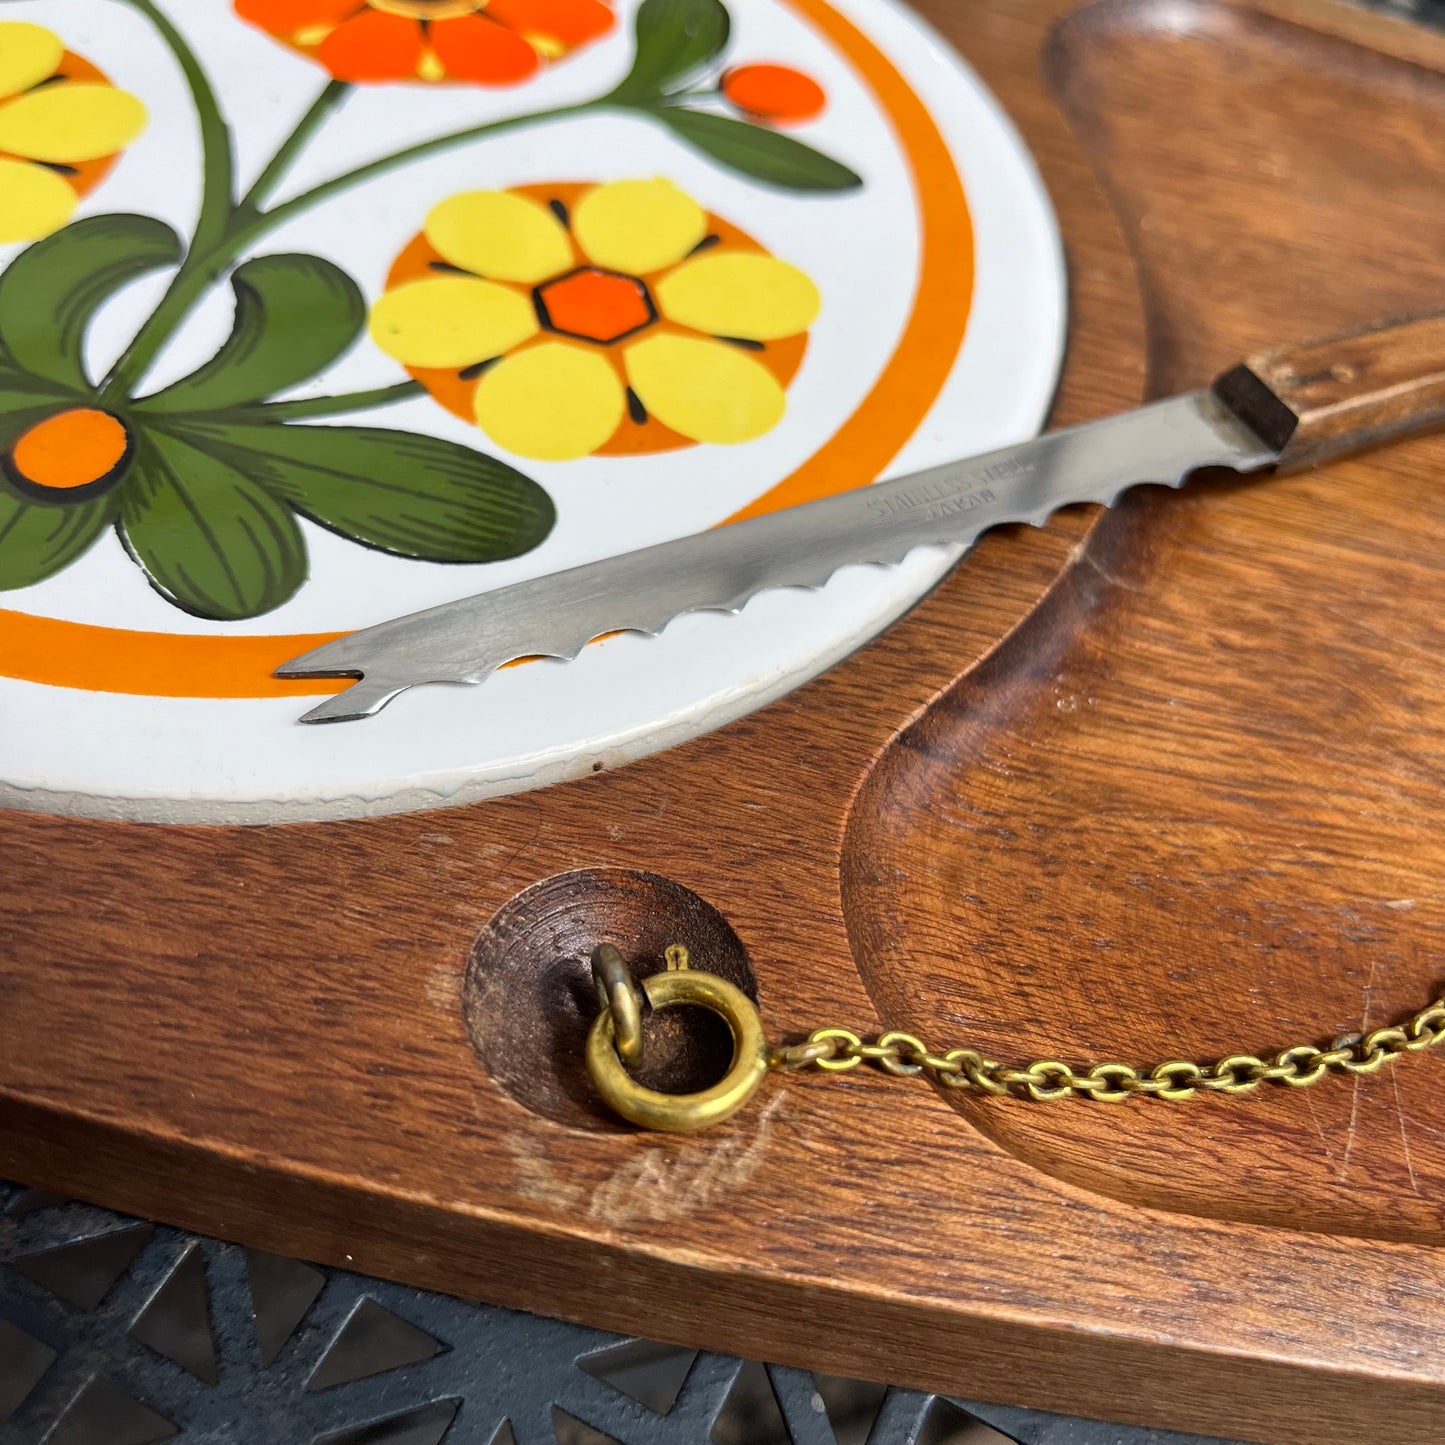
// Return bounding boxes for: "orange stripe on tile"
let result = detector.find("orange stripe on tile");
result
[0,610,346,698]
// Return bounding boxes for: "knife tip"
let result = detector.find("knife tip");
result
[289,677,411,725]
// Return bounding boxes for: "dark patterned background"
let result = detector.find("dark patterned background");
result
[0,1183,1246,1445]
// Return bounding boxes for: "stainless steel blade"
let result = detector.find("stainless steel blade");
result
[278,391,1276,723]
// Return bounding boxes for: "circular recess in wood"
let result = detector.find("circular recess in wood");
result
[463,869,758,1130]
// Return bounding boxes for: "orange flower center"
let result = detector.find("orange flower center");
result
[535,267,656,344]
[6,408,132,500]
[367,0,487,17]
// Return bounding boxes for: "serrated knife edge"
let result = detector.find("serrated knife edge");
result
[277,390,1275,723]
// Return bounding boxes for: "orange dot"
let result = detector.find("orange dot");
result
[721,64,827,124]
[537,267,655,343]
[9,409,132,493]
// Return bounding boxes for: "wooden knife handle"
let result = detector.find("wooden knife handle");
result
[1211,311,1445,472]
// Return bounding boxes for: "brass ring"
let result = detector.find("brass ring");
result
[586,970,769,1132]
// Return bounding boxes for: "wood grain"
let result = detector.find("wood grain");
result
[844,0,1445,1249]
[5,2,1445,1442]
[1215,310,1445,470]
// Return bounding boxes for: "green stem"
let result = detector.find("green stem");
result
[99,247,229,406]
[246,381,424,420]
[103,0,236,401]
[116,0,235,255]
[106,85,351,407]
[240,80,352,214]
[102,91,601,408]
[251,100,602,239]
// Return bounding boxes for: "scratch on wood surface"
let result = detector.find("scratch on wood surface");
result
[588,1096,786,1227]
[1392,1071,1422,1196]
[1404,1113,1445,1143]
[497,818,546,882]
[506,1135,587,1212]
[1318,602,1443,664]
[1341,1063,1364,1177]
[427,965,462,1013]
[1303,1089,1345,1182]
[1342,957,1380,1175]
[1070,539,1145,594]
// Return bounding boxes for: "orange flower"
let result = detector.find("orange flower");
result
[235,0,614,86]
[368,179,821,461]
[721,64,826,125]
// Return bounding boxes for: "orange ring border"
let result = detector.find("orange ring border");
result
[0,0,974,700]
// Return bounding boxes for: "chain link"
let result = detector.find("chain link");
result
[768,994,1445,1101]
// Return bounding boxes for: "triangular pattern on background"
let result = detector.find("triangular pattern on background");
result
[0,1176,1198,1445]
[578,1341,700,1416]
[46,1375,177,1445]
[129,1244,218,1385]
[246,1248,326,1368]
[0,1318,57,1422]
[308,1298,446,1391]
[11,1227,153,1310]
[917,1399,1014,1445]
[814,1373,889,1445]
[712,1360,788,1445]
[314,1397,461,1445]
[553,1405,624,1445]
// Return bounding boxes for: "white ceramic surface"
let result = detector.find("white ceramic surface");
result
[0,0,1065,822]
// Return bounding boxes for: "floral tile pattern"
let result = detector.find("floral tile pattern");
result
[0,0,859,619]
[0,0,1065,819]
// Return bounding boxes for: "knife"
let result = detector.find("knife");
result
[278,312,1445,723]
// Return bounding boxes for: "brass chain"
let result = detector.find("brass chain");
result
[768,994,1445,1101]
[588,946,1445,1129]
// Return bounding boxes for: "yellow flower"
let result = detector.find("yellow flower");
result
[369,178,821,461]
[0,22,148,245]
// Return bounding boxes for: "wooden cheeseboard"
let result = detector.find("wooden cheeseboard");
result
[5,0,1445,1440]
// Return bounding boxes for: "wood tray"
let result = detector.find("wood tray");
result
[5,0,1445,1440]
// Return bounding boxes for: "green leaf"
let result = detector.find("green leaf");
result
[140,253,366,414]
[119,430,308,620]
[609,0,729,102]
[0,488,110,590]
[164,418,556,563]
[0,215,183,393]
[650,109,862,190]
[0,400,44,444]
[0,369,72,419]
